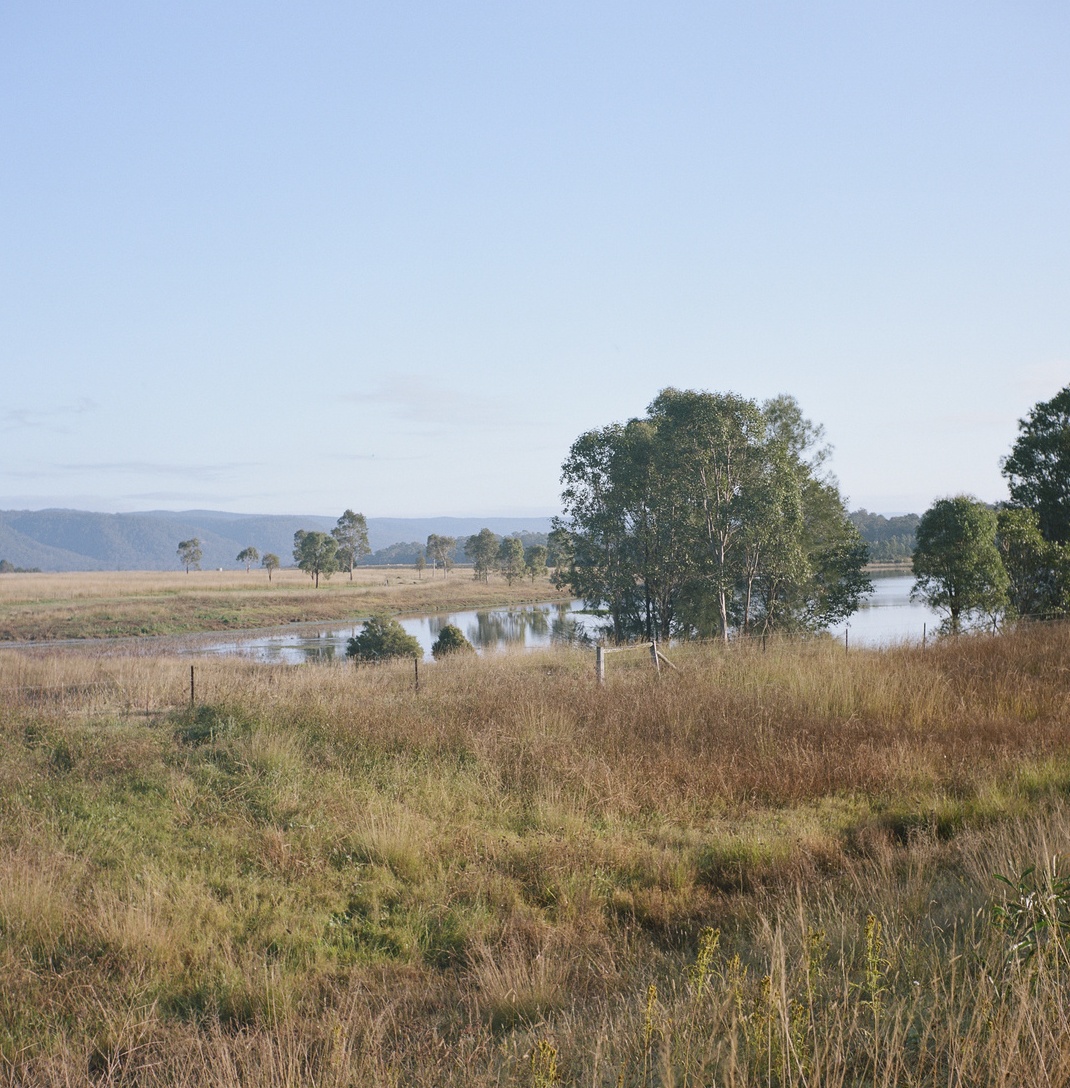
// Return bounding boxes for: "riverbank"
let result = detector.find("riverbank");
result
[0,567,569,642]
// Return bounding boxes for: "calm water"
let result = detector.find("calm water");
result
[191,573,933,663]
[829,572,939,647]
[192,600,599,665]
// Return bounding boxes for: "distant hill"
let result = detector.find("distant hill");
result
[0,509,556,572]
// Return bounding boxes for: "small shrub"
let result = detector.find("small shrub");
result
[347,614,422,663]
[431,624,475,660]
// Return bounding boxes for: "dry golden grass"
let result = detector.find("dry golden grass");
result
[2,624,1070,1084]
[0,567,567,641]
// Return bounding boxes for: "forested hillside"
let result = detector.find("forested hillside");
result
[0,510,554,572]
[849,509,920,562]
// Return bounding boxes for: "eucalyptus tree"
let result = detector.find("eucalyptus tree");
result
[177,538,202,574]
[995,507,1070,621]
[293,530,338,588]
[236,546,259,572]
[911,496,1008,633]
[261,553,280,581]
[465,529,499,582]
[524,544,548,583]
[332,510,371,580]
[497,536,525,585]
[426,534,457,577]
[555,388,869,642]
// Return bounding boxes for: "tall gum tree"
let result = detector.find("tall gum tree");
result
[911,496,1008,634]
[555,388,869,643]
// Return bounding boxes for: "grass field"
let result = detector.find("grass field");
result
[0,568,568,642]
[3,619,1070,1084]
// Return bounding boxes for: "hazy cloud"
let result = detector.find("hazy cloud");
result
[1,398,98,432]
[3,461,263,481]
[340,379,541,430]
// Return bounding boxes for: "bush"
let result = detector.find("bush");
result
[346,614,422,662]
[431,623,475,660]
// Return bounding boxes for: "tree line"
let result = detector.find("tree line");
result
[551,388,871,642]
[176,515,555,587]
[848,510,920,563]
[912,385,1070,633]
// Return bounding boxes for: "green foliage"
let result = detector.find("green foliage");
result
[235,546,259,571]
[554,389,870,641]
[426,534,458,577]
[524,544,548,583]
[465,528,499,583]
[177,538,202,573]
[1001,384,1070,544]
[292,530,338,588]
[260,552,280,580]
[346,613,422,662]
[497,536,525,585]
[431,623,475,659]
[849,509,920,562]
[992,858,1070,965]
[912,496,1008,633]
[332,510,371,580]
[996,507,1070,621]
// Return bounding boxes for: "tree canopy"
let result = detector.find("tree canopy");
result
[177,538,202,574]
[524,544,548,583]
[1001,385,1070,544]
[911,496,1008,634]
[426,534,457,577]
[236,546,259,572]
[347,614,422,662]
[261,553,280,581]
[293,530,338,588]
[465,529,499,583]
[332,510,371,580]
[430,623,475,659]
[554,389,870,642]
[995,506,1070,622]
[497,536,525,585]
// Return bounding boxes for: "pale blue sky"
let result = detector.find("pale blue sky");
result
[2,3,1067,517]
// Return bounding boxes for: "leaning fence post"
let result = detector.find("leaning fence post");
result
[595,644,605,687]
[650,640,661,676]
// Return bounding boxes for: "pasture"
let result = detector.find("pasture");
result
[2,623,1070,1084]
[0,567,566,642]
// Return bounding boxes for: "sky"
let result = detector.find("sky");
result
[1,3,1067,519]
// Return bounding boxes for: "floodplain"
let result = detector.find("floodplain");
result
[0,567,566,643]
[3,606,1070,1085]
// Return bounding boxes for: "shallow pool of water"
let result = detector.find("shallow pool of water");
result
[190,573,936,663]
[192,600,599,664]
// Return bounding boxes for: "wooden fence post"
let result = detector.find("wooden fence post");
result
[595,645,605,687]
[650,640,661,676]
[190,665,195,706]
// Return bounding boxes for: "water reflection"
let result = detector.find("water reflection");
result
[190,574,935,664]
[193,601,599,665]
